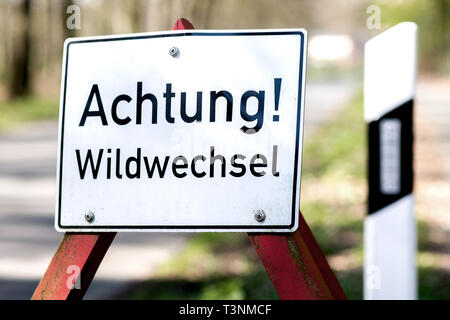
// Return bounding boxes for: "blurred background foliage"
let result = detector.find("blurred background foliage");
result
[0,0,448,103]
[0,0,448,300]
[377,0,450,74]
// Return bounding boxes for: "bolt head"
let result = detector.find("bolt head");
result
[169,46,179,57]
[85,211,95,223]
[254,210,265,222]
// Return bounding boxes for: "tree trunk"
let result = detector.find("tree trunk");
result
[63,0,77,39]
[130,0,147,33]
[10,0,32,98]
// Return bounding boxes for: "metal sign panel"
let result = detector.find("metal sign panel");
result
[56,29,307,232]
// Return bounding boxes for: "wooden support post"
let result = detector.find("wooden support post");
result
[172,17,194,30]
[249,212,347,300]
[31,233,115,300]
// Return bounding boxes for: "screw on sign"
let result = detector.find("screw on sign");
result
[32,18,345,300]
[84,211,95,223]
[254,210,266,222]
[169,46,179,57]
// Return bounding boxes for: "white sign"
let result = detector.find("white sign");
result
[56,29,307,232]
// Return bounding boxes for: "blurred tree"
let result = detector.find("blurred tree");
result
[10,0,32,97]
[63,0,77,39]
[0,1,10,87]
[130,0,147,33]
[188,0,216,28]
[436,0,449,72]
[378,0,450,73]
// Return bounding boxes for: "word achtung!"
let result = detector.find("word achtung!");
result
[79,78,283,134]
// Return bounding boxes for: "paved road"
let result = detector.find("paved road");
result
[0,81,355,299]
[303,80,356,136]
[415,78,450,239]
[416,78,450,181]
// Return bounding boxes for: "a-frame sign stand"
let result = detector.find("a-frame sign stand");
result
[31,18,346,300]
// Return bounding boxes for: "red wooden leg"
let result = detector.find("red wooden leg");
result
[31,233,116,300]
[172,17,195,30]
[249,212,347,300]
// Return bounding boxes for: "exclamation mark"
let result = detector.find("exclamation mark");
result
[273,78,282,122]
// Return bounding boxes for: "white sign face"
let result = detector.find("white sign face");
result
[56,29,307,232]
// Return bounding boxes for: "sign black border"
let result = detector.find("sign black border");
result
[57,30,306,230]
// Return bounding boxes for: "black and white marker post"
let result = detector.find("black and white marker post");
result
[364,22,418,300]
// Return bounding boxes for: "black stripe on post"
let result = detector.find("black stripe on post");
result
[367,99,414,214]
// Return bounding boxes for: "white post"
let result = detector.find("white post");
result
[364,22,418,300]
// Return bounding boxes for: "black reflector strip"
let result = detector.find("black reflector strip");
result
[368,99,413,214]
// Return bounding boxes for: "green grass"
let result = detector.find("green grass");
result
[0,96,59,131]
[125,232,279,300]
[123,90,449,300]
[127,273,279,300]
[299,91,366,299]
[302,91,365,181]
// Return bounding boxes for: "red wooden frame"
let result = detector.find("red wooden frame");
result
[31,18,346,300]
[249,213,346,299]
[32,233,115,299]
